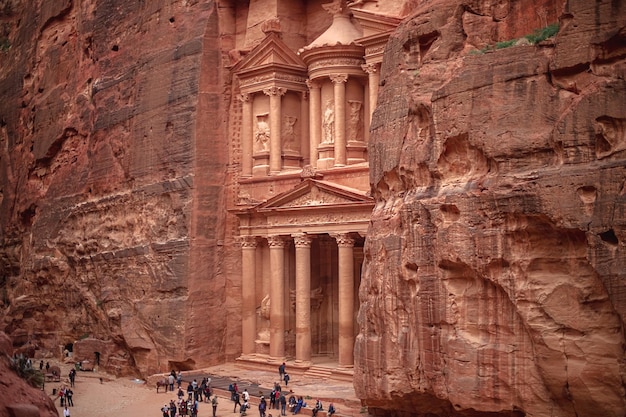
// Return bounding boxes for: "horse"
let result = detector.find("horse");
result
[156,379,169,393]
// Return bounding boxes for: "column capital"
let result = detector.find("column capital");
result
[267,235,288,248]
[331,233,354,247]
[237,235,258,248]
[330,74,348,84]
[263,86,287,97]
[293,233,312,248]
[361,63,379,74]
[238,93,251,103]
[306,79,321,90]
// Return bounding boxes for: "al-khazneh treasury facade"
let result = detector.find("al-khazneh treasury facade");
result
[227,0,406,369]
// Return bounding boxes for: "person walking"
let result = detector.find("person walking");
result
[233,390,242,413]
[211,394,218,417]
[278,362,285,380]
[283,373,290,386]
[63,405,70,417]
[279,392,287,416]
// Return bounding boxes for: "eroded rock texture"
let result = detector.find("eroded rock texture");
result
[0,0,230,376]
[355,1,626,416]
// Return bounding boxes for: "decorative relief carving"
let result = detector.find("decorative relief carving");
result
[267,235,287,247]
[323,99,335,144]
[361,63,379,74]
[348,100,363,142]
[266,211,367,226]
[282,115,298,151]
[332,233,355,247]
[305,79,320,90]
[293,233,312,247]
[254,113,270,152]
[285,186,350,207]
[238,93,251,103]
[309,59,363,72]
[330,73,349,84]
[240,74,307,88]
[237,235,258,248]
[263,86,287,97]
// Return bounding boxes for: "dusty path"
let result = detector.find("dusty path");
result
[48,362,361,417]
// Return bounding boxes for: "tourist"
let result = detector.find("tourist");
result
[65,388,74,407]
[312,399,323,417]
[63,405,71,417]
[327,403,336,416]
[168,372,175,392]
[279,391,287,416]
[259,396,267,417]
[283,373,290,386]
[269,388,276,409]
[292,397,303,415]
[233,390,242,412]
[177,371,183,389]
[242,388,250,403]
[161,403,169,417]
[69,368,76,387]
[278,362,285,380]
[168,400,176,417]
[211,394,218,417]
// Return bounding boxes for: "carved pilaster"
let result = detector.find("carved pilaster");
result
[332,233,355,247]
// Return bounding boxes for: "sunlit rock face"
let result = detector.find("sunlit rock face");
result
[355,0,626,416]
[0,0,230,376]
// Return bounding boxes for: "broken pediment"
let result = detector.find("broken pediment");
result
[256,179,372,211]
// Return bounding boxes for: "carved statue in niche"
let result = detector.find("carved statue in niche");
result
[348,100,362,142]
[256,294,271,341]
[282,115,298,150]
[254,113,270,152]
[322,99,334,144]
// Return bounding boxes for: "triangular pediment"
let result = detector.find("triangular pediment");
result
[234,32,306,75]
[256,179,372,210]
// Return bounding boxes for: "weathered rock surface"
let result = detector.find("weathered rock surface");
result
[0,0,231,377]
[0,332,57,417]
[355,0,626,416]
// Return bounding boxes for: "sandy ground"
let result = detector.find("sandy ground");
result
[48,364,252,417]
[47,362,360,417]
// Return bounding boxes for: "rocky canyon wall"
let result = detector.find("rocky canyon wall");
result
[0,0,234,377]
[355,1,626,416]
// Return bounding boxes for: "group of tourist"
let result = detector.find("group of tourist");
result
[226,363,336,417]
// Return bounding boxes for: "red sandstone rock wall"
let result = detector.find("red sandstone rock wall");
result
[356,1,626,416]
[0,0,234,377]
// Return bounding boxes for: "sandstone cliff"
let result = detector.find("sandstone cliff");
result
[355,0,626,416]
[0,0,232,377]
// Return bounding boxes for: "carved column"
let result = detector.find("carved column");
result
[239,93,253,177]
[268,235,287,359]
[330,74,348,166]
[293,233,312,364]
[264,87,287,173]
[307,80,321,168]
[239,236,257,355]
[333,233,354,367]
[362,63,380,123]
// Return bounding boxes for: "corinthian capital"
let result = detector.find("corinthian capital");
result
[331,233,354,247]
[330,74,348,84]
[361,63,379,74]
[267,235,288,248]
[263,86,287,97]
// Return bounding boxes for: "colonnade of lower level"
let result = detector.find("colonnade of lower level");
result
[239,232,361,368]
